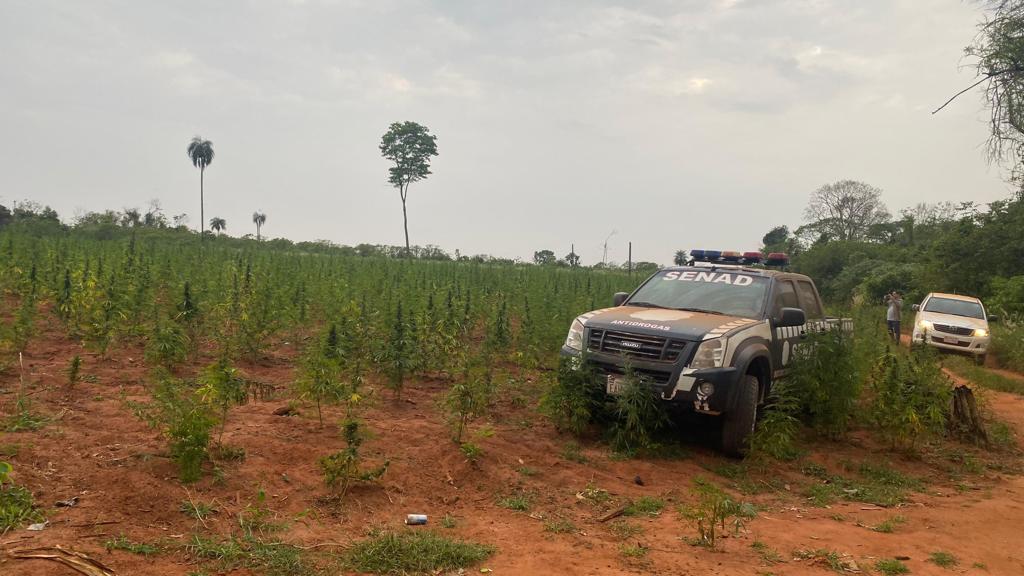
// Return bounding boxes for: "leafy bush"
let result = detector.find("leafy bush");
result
[197,357,248,442]
[66,355,81,386]
[445,353,491,443]
[541,355,602,435]
[679,477,750,549]
[990,323,1024,373]
[608,369,668,455]
[786,328,860,438]
[3,394,47,432]
[319,394,388,498]
[145,318,188,369]
[296,331,348,426]
[989,275,1024,319]
[749,381,802,461]
[867,348,952,449]
[1,461,42,532]
[130,374,216,483]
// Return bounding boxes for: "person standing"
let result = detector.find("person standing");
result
[884,291,903,344]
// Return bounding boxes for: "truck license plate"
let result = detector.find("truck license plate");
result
[943,336,959,344]
[606,374,626,395]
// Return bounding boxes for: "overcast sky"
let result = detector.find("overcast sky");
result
[0,0,1011,264]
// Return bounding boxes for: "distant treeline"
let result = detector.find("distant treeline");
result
[775,193,1024,318]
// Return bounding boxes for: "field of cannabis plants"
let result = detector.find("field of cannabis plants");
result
[3,226,1024,576]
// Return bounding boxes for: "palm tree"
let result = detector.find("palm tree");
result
[209,217,226,235]
[252,211,266,241]
[186,137,215,237]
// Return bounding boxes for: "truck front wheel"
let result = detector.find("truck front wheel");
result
[721,374,759,457]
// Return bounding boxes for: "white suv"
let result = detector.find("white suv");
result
[911,293,992,364]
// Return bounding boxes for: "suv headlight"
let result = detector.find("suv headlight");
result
[691,338,724,369]
[565,318,585,351]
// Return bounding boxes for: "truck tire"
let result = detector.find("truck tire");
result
[975,354,987,366]
[721,374,759,458]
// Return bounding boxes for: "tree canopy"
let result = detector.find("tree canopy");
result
[802,180,891,243]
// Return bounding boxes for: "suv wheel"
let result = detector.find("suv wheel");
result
[721,374,759,458]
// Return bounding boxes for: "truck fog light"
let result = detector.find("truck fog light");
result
[698,382,715,396]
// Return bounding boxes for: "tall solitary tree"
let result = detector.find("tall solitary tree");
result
[803,180,890,242]
[379,121,439,256]
[252,211,266,241]
[187,137,215,237]
[210,217,226,235]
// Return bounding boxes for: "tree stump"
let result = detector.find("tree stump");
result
[950,385,988,445]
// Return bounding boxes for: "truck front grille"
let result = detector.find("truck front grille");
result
[933,324,975,336]
[587,329,687,362]
[593,362,673,386]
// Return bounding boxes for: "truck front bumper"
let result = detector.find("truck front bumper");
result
[561,346,742,414]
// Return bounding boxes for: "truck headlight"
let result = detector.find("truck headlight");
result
[565,318,585,351]
[691,338,724,369]
[975,328,988,337]
[918,320,933,330]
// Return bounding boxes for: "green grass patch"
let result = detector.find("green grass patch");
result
[0,444,19,458]
[929,551,958,568]
[702,461,782,495]
[0,482,42,532]
[440,514,457,529]
[543,518,576,534]
[3,395,47,432]
[875,558,910,575]
[751,540,782,564]
[945,357,1024,396]
[871,515,906,533]
[496,492,531,512]
[803,462,922,507]
[180,500,217,521]
[561,441,588,464]
[186,534,312,576]
[793,548,843,572]
[620,543,648,559]
[105,535,160,556]
[515,466,537,477]
[577,482,611,505]
[624,496,665,517]
[344,530,494,574]
[608,520,643,540]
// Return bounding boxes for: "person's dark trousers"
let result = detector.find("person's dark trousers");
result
[887,320,900,343]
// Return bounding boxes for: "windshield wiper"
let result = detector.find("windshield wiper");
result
[627,301,665,309]
[674,307,725,315]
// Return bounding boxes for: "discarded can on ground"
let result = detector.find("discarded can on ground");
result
[405,514,428,525]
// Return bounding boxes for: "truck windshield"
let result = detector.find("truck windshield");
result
[923,297,985,319]
[627,269,769,319]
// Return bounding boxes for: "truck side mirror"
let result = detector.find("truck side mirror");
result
[911,304,920,311]
[777,307,806,328]
[988,314,999,323]
[612,292,629,307]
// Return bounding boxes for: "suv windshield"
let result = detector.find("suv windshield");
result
[923,297,985,319]
[628,269,769,318]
